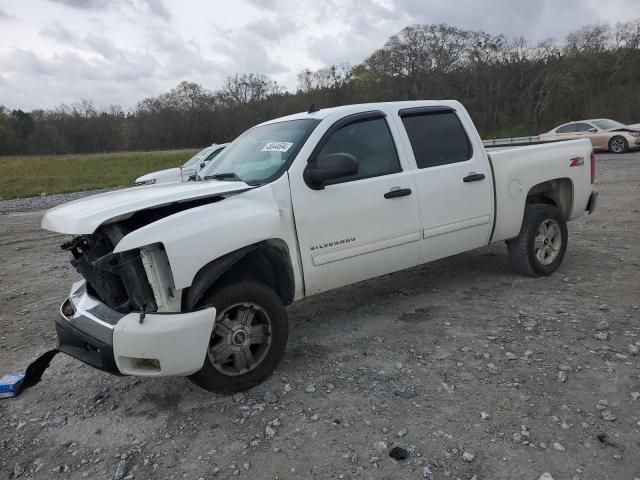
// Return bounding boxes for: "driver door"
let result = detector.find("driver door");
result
[289,111,421,295]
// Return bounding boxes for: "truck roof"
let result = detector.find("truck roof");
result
[257,100,462,127]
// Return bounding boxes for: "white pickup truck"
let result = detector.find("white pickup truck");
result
[42,101,598,393]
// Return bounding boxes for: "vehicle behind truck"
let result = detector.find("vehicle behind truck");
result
[134,143,227,185]
[42,100,597,393]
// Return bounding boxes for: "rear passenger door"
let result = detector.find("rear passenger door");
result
[394,106,493,263]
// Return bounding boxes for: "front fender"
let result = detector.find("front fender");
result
[113,184,298,290]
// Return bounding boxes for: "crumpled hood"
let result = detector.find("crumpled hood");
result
[42,180,253,235]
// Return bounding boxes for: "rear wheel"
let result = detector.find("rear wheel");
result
[507,203,568,277]
[609,136,628,154]
[190,280,289,394]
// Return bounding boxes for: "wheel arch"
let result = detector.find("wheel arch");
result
[526,177,574,220]
[182,239,296,311]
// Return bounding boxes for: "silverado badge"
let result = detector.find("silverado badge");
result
[310,237,356,251]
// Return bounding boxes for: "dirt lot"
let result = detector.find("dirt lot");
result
[1,153,639,480]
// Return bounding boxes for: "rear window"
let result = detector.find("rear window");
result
[556,124,575,134]
[401,111,472,169]
[573,123,592,132]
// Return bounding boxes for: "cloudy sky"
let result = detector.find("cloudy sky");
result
[1,0,638,110]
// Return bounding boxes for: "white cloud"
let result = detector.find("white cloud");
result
[49,0,111,9]
[0,0,637,110]
[0,6,17,21]
[48,0,171,19]
[40,21,81,44]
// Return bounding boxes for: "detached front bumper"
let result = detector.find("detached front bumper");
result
[56,280,216,377]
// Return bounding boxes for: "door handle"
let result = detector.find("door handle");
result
[384,188,412,199]
[463,173,485,183]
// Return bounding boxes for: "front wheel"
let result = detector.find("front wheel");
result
[190,280,289,394]
[507,204,568,277]
[609,136,628,154]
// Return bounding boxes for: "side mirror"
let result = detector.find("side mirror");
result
[199,162,206,169]
[588,128,597,133]
[304,153,358,190]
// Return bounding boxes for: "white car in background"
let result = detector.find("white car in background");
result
[135,143,228,185]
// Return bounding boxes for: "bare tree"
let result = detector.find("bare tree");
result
[565,24,612,52]
[614,20,640,50]
[3,20,640,155]
[220,73,281,107]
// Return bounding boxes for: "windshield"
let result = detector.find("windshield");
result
[194,146,226,173]
[183,146,215,168]
[592,119,625,130]
[199,119,320,184]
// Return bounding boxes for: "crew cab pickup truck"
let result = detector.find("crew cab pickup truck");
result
[42,101,598,393]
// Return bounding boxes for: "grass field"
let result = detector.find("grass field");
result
[0,149,199,200]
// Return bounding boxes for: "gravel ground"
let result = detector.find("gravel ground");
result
[0,189,116,214]
[1,152,639,480]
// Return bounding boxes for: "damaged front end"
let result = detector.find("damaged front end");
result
[62,223,165,314]
[59,195,226,315]
[55,216,217,377]
[62,226,158,315]
[42,182,259,377]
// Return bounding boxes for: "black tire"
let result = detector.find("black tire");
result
[609,135,628,154]
[507,203,568,277]
[189,280,288,394]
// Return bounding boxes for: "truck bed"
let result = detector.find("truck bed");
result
[487,138,594,243]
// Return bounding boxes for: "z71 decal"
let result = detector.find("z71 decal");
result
[569,156,584,167]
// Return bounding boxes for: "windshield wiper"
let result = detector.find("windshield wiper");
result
[203,172,243,182]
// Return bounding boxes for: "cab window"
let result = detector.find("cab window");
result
[401,111,472,168]
[312,117,401,184]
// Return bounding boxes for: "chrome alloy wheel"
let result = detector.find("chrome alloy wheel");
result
[610,137,626,153]
[534,219,562,265]
[208,302,272,376]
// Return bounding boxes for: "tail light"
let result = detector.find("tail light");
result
[590,151,596,184]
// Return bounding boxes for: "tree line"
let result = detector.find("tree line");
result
[1,20,639,155]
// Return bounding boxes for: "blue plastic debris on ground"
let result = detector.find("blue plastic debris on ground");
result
[0,349,59,399]
[0,373,25,398]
